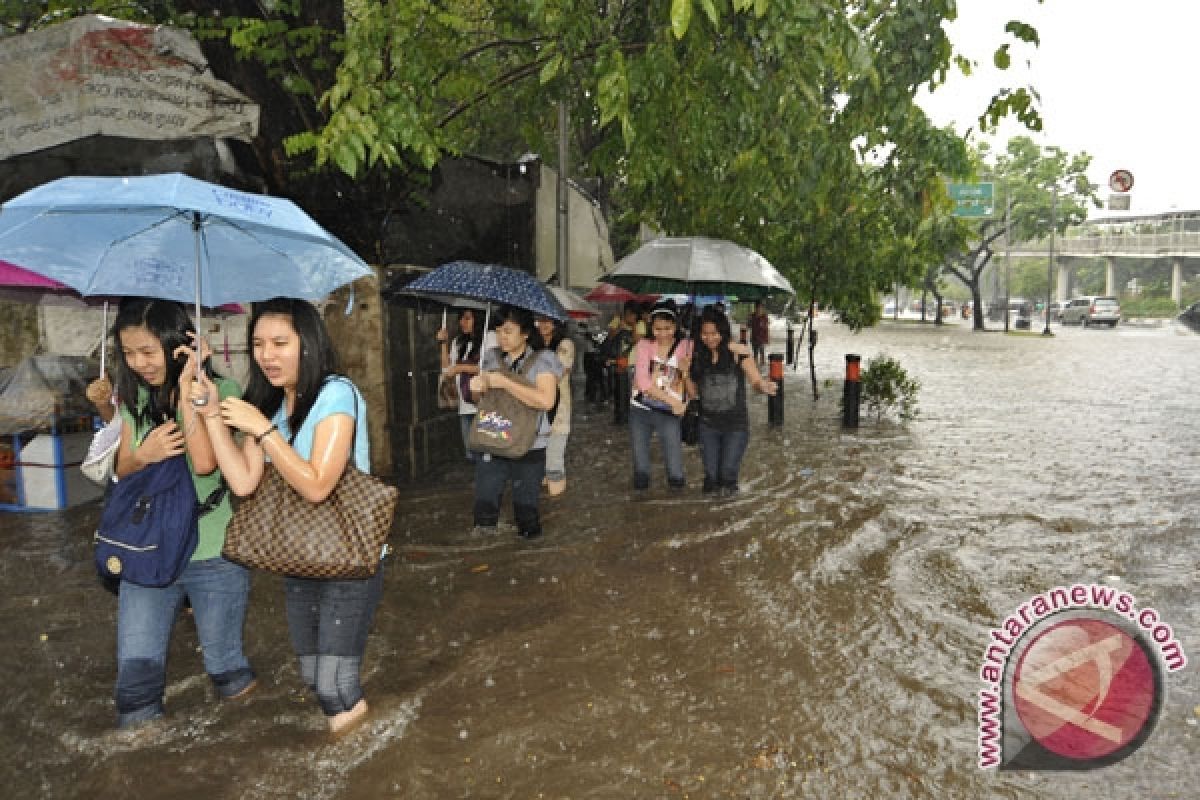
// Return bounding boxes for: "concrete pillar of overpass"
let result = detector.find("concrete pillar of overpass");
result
[1105,256,1116,297]
[1056,263,1070,302]
[1172,258,1183,306]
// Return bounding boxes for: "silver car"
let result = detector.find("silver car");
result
[1061,295,1121,327]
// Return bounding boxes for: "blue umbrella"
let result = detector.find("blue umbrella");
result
[402,260,568,323]
[0,174,373,316]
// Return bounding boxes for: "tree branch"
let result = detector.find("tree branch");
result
[437,40,651,129]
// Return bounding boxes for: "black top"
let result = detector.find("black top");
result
[690,347,748,432]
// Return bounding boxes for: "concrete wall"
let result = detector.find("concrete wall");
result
[534,165,614,290]
[321,273,394,477]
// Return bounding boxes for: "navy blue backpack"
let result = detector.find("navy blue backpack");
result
[93,454,203,588]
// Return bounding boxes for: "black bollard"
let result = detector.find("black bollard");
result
[767,353,785,427]
[842,354,861,428]
[612,356,630,424]
[786,325,795,366]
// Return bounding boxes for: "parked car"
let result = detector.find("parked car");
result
[1061,295,1121,327]
[987,297,1032,324]
[1048,301,1070,321]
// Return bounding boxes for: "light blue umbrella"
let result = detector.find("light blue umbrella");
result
[0,174,373,317]
[401,260,568,323]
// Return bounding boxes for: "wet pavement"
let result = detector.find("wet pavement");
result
[2,316,1197,799]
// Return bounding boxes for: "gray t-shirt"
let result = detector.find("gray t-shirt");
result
[480,346,563,450]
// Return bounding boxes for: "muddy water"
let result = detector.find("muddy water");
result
[2,318,1197,799]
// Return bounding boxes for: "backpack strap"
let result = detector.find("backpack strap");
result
[197,483,227,517]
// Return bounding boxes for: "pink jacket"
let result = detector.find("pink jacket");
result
[633,337,693,395]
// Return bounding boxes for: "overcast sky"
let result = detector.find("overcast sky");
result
[917,0,1200,217]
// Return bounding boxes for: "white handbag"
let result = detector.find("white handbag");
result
[80,415,122,485]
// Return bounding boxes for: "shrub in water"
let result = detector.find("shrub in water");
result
[860,355,919,422]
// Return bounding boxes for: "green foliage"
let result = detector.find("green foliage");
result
[859,355,920,423]
[1,1,1047,336]
[939,135,1100,329]
[1120,296,1180,317]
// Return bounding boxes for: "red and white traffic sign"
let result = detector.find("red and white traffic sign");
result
[1109,169,1134,193]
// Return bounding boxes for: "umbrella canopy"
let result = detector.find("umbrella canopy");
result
[547,285,601,319]
[0,257,243,313]
[0,257,60,288]
[582,282,658,305]
[0,173,373,309]
[606,236,793,300]
[401,260,568,323]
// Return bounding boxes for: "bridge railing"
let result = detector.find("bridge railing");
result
[999,230,1200,258]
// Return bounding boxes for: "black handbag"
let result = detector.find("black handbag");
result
[681,399,700,446]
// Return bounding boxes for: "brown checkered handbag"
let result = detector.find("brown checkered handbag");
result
[222,378,399,579]
[222,462,398,579]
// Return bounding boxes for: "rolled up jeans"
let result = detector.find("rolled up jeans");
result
[115,556,254,727]
[285,564,385,716]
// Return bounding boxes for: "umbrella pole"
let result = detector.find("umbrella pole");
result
[193,213,203,355]
[99,301,108,377]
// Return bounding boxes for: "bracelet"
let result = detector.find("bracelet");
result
[253,423,278,445]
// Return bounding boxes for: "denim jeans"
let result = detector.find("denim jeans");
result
[544,432,568,482]
[698,422,750,491]
[459,413,480,463]
[473,447,546,537]
[115,556,254,727]
[629,406,685,489]
[285,564,384,716]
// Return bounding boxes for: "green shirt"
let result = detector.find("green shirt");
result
[120,376,240,562]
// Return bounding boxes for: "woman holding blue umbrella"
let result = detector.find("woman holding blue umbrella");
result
[468,305,562,539]
[109,298,256,728]
[193,298,382,735]
[437,308,484,463]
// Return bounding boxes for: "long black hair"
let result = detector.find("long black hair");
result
[243,297,339,436]
[535,315,566,351]
[112,298,212,430]
[453,308,484,363]
[695,306,735,369]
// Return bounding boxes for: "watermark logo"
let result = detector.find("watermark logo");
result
[977,584,1186,770]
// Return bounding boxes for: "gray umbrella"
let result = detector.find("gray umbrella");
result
[606,236,794,300]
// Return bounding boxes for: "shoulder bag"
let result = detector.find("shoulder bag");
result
[222,378,399,580]
[467,348,541,459]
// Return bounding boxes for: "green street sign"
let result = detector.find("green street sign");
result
[948,182,994,218]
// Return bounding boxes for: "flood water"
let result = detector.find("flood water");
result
[2,316,1197,799]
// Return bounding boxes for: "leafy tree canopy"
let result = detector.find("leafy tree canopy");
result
[2,1,1047,333]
